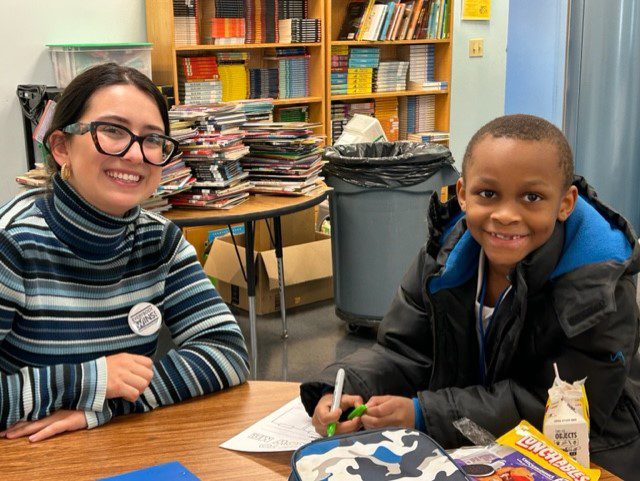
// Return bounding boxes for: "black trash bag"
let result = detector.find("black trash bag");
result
[323,142,454,188]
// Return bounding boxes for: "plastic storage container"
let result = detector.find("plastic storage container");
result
[323,142,459,330]
[47,43,153,88]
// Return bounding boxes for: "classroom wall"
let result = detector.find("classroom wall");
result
[0,0,147,205]
[449,1,509,168]
[504,0,568,127]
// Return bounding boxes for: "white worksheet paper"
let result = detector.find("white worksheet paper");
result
[220,396,321,452]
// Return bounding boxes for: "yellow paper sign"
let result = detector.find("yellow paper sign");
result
[462,0,490,20]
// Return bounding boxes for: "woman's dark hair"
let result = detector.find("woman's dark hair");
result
[43,62,169,173]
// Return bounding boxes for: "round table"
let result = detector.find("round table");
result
[164,187,331,378]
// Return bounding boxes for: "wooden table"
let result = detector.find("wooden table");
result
[165,187,330,378]
[2,380,621,480]
[3,381,299,481]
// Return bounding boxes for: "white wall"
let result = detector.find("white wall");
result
[449,1,509,168]
[0,0,146,204]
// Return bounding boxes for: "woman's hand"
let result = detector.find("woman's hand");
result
[1,410,87,442]
[360,395,415,430]
[106,353,154,402]
[311,392,364,436]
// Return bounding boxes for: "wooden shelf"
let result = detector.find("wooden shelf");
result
[331,89,449,101]
[325,0,454,142]
[272,96,323,105]
[331,39,451,46]
[175,42,322,52]
[146,0,327,136]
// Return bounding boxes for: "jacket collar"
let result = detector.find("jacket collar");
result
[37,173,140,259]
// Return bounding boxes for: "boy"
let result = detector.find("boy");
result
[301,115,640,478]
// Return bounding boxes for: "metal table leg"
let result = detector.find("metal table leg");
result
[244,220,258,379]
[273,216,288,340]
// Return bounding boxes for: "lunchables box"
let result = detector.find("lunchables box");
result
[450,421,600,481]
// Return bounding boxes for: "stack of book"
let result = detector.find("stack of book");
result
[267,47,310,99]
[406,44,446,92]
[347,47,379,95]
[277,105,309,122]
[398,94,435,139]
[249,68,279,99]
[173,0,199,45]
[178,56,222,104]
[330,46,349,96]
[347,68,373,95]
[235,98,275,122]
[245,0,279,43]
[213,0,244,17]
[348,47,380,68]
[374,97,399,141]
[278,18,321,43]
[143,152,196,213]
[168,104,252,209]
[408,44,434,84]
[217,52,249,101]
[375,61,409,92]
[330,101,375,143]
[241,122,325,196]
[278,0,308,19]
[209,18,246,45]
[407,131,449,143]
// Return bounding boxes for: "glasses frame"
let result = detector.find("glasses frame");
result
[62,121,179,167]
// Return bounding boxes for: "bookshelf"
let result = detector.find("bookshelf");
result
[145,0,327,138]
[325,0,453,143]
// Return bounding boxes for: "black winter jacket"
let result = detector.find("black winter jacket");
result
[301,178,640,477]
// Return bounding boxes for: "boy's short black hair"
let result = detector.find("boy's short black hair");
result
[462,114,574,189]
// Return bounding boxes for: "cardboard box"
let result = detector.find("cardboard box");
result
[252,206,316,251]
[204,232,333,314]
[181,207,316,264]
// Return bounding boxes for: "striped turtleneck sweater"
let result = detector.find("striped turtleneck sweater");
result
[0,174,249,430]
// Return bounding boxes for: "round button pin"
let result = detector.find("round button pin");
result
[128,302,162,336]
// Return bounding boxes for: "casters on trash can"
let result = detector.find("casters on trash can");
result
[346,323,361,334]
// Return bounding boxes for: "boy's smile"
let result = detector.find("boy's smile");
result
[456,135,577,279]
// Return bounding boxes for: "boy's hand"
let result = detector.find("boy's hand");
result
[312,392,364,436]
[106,353,154,402]
[361,395,415,430]
[1,410,87,442]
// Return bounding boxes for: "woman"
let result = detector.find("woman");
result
[0,63,249,441]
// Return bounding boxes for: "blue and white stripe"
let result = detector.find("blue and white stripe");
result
[0,174,249,430]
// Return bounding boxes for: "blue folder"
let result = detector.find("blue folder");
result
[98,461,200,480]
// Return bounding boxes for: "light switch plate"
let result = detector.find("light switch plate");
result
[469,38,484,57]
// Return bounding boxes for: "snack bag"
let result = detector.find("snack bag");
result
[450,421,599,481]
[543,365,590,467]
[497,420,599,481]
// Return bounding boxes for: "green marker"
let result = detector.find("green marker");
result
[347,404,367,420]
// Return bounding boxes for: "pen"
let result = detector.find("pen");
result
[326,368,345,437]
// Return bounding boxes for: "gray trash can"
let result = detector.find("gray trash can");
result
[323,142,459,329]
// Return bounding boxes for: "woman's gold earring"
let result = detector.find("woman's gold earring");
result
[61,163,72,181]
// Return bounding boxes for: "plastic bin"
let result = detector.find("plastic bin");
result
[324,142,459,329]
[47,43,153,88]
